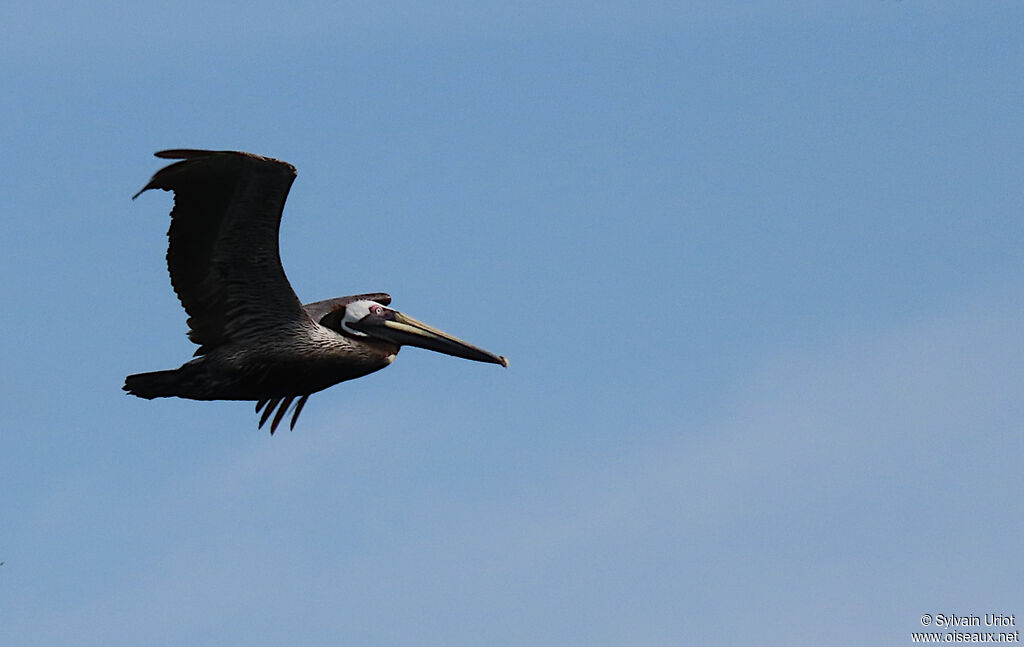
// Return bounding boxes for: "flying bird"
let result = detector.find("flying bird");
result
[124,149,506,433]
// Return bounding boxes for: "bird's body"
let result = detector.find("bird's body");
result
[127,314,395,400]
[125,149,506,433]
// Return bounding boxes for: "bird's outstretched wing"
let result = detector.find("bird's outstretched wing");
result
[134,149,310,354]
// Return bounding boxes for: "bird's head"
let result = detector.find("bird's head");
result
[331,299,507,367]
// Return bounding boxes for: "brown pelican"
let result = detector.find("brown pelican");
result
[124,149,506,434]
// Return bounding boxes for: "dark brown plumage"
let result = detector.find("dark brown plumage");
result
[124,150,506,433]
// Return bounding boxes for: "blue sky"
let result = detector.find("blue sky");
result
[2,2,1022,645]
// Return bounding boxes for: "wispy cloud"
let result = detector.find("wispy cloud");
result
[24,293,1019,646]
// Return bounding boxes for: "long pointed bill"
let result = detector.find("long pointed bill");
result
[361,312,508,367]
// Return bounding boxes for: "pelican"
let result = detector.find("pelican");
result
[124,149,506,434]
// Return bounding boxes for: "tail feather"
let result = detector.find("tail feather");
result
[123,369,183,399]
[125,366,314,432]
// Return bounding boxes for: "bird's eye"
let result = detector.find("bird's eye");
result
[372,305,384,316]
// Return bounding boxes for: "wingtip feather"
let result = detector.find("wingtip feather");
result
[290,395,310,431]
[258,398,280,431]
[270,397,295,435]
[154,149,216,160]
